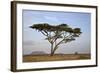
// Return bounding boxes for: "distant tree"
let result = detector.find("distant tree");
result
[75,52,78,55]
[30,23,82,56]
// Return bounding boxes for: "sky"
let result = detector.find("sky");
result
[22,10,91,55]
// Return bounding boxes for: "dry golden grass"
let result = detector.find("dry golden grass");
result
[23,54,90,62]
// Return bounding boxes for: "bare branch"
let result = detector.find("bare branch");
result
[40,31,47,36]
[52,33,73,53]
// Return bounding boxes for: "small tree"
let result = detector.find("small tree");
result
[30,23,82,56]
[75,52,78,55]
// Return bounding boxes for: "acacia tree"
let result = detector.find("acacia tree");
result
[30,23,82,56]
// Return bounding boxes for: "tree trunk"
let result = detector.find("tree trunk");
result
[50,51,55,56]
[50,44,58,56]
[50,43,54,56]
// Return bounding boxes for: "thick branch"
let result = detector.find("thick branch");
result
[44,30,49,36]
[40,31,47,36]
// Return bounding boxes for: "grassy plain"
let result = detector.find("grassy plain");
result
[23,54,90,62]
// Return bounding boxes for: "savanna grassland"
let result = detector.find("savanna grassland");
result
[23,54,90,62]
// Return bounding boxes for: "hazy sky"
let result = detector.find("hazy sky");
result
[22,10,91,55]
